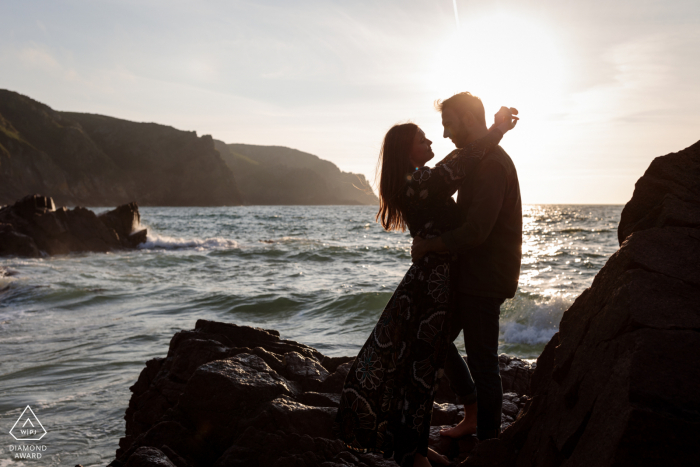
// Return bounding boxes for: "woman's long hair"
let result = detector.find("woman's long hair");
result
[375,123,417,231]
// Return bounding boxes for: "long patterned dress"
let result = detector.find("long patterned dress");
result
[333,128,504,466]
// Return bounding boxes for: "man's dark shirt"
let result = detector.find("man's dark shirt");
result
[441,145,522,299]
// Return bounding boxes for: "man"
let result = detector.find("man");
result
[411,92,522,441]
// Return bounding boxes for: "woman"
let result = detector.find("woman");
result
[333,114,517,467]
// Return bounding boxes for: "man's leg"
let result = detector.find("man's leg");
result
[460,294,505,440]
[439,299,478,437]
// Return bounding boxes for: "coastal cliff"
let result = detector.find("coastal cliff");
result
[215,141,378,205]
[0,89,241,206]
[0,89,377,207]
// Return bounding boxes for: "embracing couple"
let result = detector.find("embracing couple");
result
[333,92,522,466]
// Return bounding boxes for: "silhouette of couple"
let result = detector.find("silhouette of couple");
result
[334,92,522,467]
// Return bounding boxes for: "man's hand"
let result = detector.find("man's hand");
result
[411,235,449,261]
[493,107,519,131]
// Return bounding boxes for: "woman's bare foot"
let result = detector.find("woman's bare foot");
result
[439,402,477,438]
[427,447,450,465]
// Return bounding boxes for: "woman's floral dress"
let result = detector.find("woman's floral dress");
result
[333,129,504,466]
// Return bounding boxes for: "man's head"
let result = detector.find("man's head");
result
[435,92,487,148]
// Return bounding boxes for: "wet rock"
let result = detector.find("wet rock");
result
[281,351,331,391]
[0,194,146,256]
[319,360,354,393]
[498,354,533,396]
[124,447,176,467]
[431,402,463,426]
[462,141,700,467]
[111,318,536,467]
[0,224,40,257]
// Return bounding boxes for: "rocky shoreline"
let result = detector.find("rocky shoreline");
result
[0,194,146,257]
[109,319,533,467]
[105,140,700,467]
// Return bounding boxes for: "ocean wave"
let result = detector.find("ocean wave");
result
[499,295,571,345]
[138,233,238,251]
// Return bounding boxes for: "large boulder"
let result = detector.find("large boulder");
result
[110,319,535,467]
[462,140,700,467]
[0,194,146,256]
[618,139,700,244]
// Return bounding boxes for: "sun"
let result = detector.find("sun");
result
[428,12,568,120]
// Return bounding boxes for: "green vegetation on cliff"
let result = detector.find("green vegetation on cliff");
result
[0,89,242,206]
[0,89,377,206]
[215,141,377,205]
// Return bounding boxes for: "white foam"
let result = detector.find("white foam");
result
[138,233,238,251]
[499,296,571,345]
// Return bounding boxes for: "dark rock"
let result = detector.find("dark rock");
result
[618,140,700,244]
[462,142,700,467]
[0,194,146,256]
[500,400,519,418]
[296,392,341,408]
[124,447,176,467]
[0,224,40,257]
[498,354,534,396]
[99,202,145,247]
[431,402,462,426]
[319,360,354,393]
[112,318,537,467]
[434,354,534,404]
[320,355,356,374]
[281,351,331,391]
[129,229,148,247]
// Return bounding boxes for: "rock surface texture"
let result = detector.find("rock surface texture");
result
[110,320,533,467]
[461,140,700,467]
[0,194,147,257]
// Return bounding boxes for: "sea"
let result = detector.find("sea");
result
[0,204,622,466]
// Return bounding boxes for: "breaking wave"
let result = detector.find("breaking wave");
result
[499,295,572,345]
[138,233,238,251]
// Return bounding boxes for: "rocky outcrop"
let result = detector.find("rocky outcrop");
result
[0,89,242,207]
[111,319,533,467]
[618,140,700,244]
[461,140,700,467]
[214,141,378,205]
[0,194,146,257]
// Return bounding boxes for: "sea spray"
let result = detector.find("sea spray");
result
[138,233,238,251]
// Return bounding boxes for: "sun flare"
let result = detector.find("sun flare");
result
[428,12,568,119]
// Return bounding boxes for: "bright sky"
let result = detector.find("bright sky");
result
[2,0,698,203]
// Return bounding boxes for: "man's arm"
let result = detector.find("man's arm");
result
[411,158,507,260]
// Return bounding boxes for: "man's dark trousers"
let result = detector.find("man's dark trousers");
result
[443,293,505,440]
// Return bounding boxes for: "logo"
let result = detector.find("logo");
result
[9,406,47,441]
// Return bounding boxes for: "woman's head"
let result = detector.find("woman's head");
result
[376,122,433,231]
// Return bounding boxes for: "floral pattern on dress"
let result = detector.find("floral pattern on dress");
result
[357,348,384,390]
[373,307,396,349]
[417,310,446,346]
[333,128,503,465]
[428,264,450,303]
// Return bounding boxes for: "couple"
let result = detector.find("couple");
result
[333,92,522,467]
